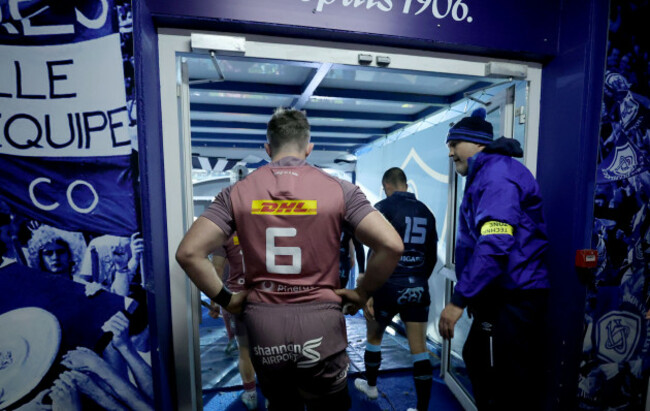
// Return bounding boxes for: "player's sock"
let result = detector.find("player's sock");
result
[364,342,381,386]
[241,381,257,410]
[412,352,433,411]
[354,342,382,400]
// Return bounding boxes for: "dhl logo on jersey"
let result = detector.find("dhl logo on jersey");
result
[251,200,317,215]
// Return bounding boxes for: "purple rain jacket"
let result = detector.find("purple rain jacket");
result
[450,138,550,308]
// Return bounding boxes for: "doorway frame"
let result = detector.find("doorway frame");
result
[157,28,542,410]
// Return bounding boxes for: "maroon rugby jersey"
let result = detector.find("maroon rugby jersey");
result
[203,157,374,304]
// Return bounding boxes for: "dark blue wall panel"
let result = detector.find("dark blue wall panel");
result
[537,0,609,409]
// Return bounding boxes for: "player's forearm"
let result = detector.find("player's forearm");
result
[353,211,403,296]
[359,245,401,297]
[177,255,225,299]
[176,216,229,299]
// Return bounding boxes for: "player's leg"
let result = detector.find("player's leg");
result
[355,285,395,400]
[405,321,432,411]
[222,310,237,353]
[354,317,386,399]
[235,321,257,410]
[399,284,432,411]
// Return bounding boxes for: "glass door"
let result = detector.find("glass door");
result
[439,84,522,409]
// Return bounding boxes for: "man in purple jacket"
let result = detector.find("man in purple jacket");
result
[438,108,550,410]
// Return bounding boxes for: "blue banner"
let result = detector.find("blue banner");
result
[0,2,152,410]
[0,154,138,236]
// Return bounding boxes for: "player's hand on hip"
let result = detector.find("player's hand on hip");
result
[225,290,249,315]
[335,287,370,315]
[208,301,221,319]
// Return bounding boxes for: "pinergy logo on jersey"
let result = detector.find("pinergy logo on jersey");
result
[259,281,315,293]
[251,200,317,215]
[252,337,323,367]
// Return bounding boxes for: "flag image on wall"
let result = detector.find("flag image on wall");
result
[578,0,650,409]
[0,1,152,410]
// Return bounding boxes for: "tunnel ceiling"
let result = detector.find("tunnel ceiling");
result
[187,55,500,169]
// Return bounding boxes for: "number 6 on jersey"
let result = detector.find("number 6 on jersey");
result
[266,227,301,274]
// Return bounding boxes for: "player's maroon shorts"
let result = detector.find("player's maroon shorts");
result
[243,302,349,400]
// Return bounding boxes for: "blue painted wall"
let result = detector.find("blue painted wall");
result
[537,0,609,409]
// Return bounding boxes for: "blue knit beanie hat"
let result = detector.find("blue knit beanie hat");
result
[446,107,493,145]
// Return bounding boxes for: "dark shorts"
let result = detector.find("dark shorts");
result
[243,302,350,400]
[373,279,430,326]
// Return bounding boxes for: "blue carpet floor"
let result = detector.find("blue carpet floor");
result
[203,370,464,411]
[199,303,466,410]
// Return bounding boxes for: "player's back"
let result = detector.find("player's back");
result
[230,158,345,304]
[375,192,437,282]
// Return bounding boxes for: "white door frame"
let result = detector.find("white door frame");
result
[157,27,542,410]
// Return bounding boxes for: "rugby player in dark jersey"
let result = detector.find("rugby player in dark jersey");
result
[176,108,403,411]
[354,167,438,411]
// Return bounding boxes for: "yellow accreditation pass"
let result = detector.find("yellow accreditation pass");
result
[251,200,317,215]
[480,221,514,236]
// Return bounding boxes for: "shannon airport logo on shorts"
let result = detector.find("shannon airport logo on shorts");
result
[251,200,317,215]
[252,337,323,367]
